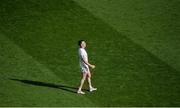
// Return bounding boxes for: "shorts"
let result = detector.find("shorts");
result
[80,66,89,73]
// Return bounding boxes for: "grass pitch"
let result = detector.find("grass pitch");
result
[0,0,179,106]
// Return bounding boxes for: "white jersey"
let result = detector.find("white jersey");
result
[78,48,88,69]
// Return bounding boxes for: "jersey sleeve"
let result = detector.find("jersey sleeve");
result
[79,49,85,60]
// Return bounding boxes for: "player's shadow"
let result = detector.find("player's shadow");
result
[10,78,89,94]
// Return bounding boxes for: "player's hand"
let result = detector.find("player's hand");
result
[91,64,95,69]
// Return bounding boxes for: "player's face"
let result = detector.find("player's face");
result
[81,41,86,48]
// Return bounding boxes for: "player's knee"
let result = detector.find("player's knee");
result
[87,75,91,78]
[83,78,86,81]
[81,78,85,82]
[82,76,86,80]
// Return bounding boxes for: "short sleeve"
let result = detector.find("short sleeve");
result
[79,49,85,59]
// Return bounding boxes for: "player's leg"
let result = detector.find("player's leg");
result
[87,71,92,89]
[77,72,87,94]
[87,70,97,92]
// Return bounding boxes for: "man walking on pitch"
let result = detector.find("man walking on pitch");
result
[77,40,97,94]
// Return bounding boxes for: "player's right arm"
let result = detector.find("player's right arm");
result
[79,49,95,69]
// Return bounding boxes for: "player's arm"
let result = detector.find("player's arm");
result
[82,57,95,69]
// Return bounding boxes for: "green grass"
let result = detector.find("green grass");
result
[74,0,180,71]
[0,0,180,106]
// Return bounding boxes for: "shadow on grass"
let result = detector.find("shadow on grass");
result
[9,78,89,94]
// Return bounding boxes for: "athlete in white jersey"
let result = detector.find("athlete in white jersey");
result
[77,40,97,94]
[79,48,89,72]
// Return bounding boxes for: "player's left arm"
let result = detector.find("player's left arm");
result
[82,57,95,69]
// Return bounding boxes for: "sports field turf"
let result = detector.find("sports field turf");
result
[0,0,179,106]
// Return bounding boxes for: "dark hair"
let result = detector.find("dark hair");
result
[78,40,85,46]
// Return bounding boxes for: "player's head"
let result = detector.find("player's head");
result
[78,40,86,48]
